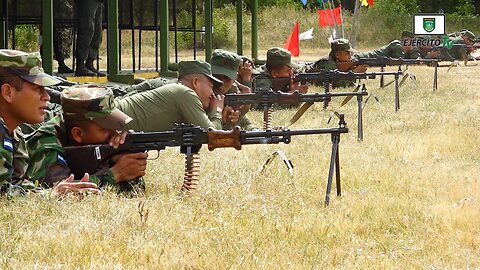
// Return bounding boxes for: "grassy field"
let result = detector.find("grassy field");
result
[1,63,479,268]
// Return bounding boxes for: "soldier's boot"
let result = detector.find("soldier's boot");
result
[75,59,97,77]
[57,60,74,73]
[86,58,106,77]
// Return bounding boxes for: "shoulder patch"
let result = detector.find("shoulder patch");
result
[57,153,68,166]
[3,138,13,152]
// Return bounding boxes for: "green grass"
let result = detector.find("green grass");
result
[1,64,480,268]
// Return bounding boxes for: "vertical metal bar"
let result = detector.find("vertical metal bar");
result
[236,0,243,55]
[0,0,5,49]
[130,0,135,72]
[173,0,178,63]
[251,0,258,61]
[395,71,400,112]
[433,61,438,91]
[335,138,341,196]
[119,27,122,69]
[159,0,169,73]
[357,94,363,141]
[138,28,141,70]
[380,66,385,87]
[154,0,158,71]
[325,134,340,206]
[11,0,15,49]
[192,0,196,59]
[41,0,54,74]
[204,0,212,62]
[107,0,119,76]
[3,0,8,49]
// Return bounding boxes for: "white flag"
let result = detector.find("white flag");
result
[327,28,337,43]
[299,28,314,40]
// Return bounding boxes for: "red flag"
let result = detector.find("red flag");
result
[367,0,374,7]
[284,21,299,57]
[317,6,342,27]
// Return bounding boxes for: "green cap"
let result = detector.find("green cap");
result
[266,47,299,69]
[211,49,241,80]
[178,60,223,88]
[0,49,62,86]
[330,39,356,53]
[61,86,133,130]
[463,30,476,40]
[401,31,415,39]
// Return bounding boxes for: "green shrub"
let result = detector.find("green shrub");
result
[12,25,39,52]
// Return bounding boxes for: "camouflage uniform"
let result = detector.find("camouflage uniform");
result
[115,60,224,132]
[253,47,300,93]
[26,86,144,192]
[53,0,74,62]
[0,50,62,197]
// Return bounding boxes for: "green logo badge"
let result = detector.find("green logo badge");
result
[423,18,435,33]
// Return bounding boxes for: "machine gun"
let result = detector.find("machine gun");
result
[63,121,349,205]
[337,57,441,91]
[270,69,403,113]
[225,89,368,140]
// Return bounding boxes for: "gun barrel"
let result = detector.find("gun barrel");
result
[240,127,349,145]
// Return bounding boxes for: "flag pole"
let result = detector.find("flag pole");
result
[337,0,345,38]
[321,1,335,40]
[327,0,338,39]
[350,0,361,48]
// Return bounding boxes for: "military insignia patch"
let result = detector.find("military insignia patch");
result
[57,153,67,166]
[3,138,13,152]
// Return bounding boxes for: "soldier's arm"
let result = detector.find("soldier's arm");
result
[178,90,223,130]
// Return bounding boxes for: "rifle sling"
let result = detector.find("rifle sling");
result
[285,102,314,127]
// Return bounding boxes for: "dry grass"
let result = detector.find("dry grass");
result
[1,63,480,268]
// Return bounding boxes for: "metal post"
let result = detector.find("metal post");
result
[204,0,213,62]
[357,94,363,141]
[2,0,7,49]
[236,0,243,55]
[159,0,169,74]
[325,133,340,206]
[433,62,438,91]
[395,71,400,112]
[41,0,54,74]
[107,0,119,76]
[251,0,258,61]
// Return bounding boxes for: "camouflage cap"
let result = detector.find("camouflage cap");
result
[61,86,133,130]
[330,39,357,53]
[401,31,415,39]
[211,49,241,80]
[463,30,476,41]
[178,60,223,89]
[266,47,299,69]
[0,49,62,86]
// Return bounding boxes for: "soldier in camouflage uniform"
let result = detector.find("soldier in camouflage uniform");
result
[353,31,420,60]
[114,60,225,132]
[0,49,99,198]
[210,49,257,131]
[54,0,75,73]
[26,86,147,193]
[307,39,367,88]
[75,0,106,77]
[253,47,308,93]
[440,30,477,62]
